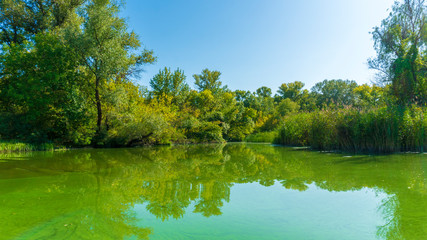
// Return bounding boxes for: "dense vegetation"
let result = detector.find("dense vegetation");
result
[277,0,427,153]
[0,0,425,152]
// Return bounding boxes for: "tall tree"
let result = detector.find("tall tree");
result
[193,69,223,94]
[368,0,426,105]
[0,0,95,144]
[276,81,305,101]
[311,79,358,107]
[234,90,251,103]
[353,84,384,108]
[150,67,189,99]
[0,0,84,46]
[255,86,272,98]
[68,0,155,134]
[0,32,94,144]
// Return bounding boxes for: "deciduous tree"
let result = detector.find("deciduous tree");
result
[193,69,224,94]
[368,0,426,105]
[67,0,155,134]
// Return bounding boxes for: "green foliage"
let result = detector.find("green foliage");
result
[181,89,254,142]
[245,131,278,143]
[0,32,95,145]
[225,115,255,141]
[102,81,177,146]
[0,0,425,153]
[277,106,426,153]
[275,81,316,111]
[353,84,384,108]
[0,141,58,152]
[296,89,317,111]
[399,105,427,151]
[0,0,154,146]
[186,121,224,143]
[275,112,312,146]
[277,98,299,116]
[150,67,189,101]
[368,0,426,106]
[277,81,305,101]
[311,79,358,108]
[0,0,84,46]
[234,90,251,103]
[193,69,224,94]
[256,86,272,98]
[66,0,155,133]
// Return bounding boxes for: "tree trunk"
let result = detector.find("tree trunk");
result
[95,76,102,133]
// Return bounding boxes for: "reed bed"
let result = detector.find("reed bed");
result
[245,131,278,143]
[275,106,427,153]
[0,141,56,153]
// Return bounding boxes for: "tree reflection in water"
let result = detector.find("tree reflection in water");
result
[0,144,426,239]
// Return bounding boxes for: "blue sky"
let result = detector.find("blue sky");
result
[122,0,395,93]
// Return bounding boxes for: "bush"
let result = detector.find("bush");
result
[103,100,177,147]
[186,121,224,143]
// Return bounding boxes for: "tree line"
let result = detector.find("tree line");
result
[0,0,425,152]
[277,0,426,153]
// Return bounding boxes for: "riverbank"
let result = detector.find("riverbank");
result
[275,106,426,153]
[0,141,65,153]
[3,104,426,156]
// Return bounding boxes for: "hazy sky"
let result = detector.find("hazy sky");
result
[122,0,396,93]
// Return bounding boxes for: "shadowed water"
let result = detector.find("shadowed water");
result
[0,143,426,239]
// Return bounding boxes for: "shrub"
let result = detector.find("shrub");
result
[186,121,224,143]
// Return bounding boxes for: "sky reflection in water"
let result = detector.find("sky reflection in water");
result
[0,143,425,239]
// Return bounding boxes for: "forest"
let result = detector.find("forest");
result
[0,0,426,153]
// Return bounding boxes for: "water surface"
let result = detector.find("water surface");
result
[0,143,426,239]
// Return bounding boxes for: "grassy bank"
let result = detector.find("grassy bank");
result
[275,106,427,153]
[245,131,278,143]
[0,141,60,153]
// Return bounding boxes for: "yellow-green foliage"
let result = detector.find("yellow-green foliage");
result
[275,112,312,146]
[104,87,178,146]
[185,121,224,143]
[0,0,424,153]
[245,131,278,143]
[399,106,427,151]
[353,84,384,108]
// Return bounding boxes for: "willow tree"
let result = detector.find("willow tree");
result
[369,0,426,105]
[0,0,84,46]
[69,0,155,134]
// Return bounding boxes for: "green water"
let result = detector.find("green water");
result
[0,143,426,240]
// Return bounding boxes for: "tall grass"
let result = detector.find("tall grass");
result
[275,106,427,153]
[245,131,278,143]
[0,141,57,153]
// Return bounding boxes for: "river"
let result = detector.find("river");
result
[0,143,426,239]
